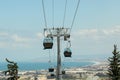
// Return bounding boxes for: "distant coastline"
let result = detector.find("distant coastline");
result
[0,61,95,71]
[0,60,109,80]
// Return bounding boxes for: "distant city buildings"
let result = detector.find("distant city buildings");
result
[0,61,110,80]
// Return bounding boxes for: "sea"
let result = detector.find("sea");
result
[0,61,94,71]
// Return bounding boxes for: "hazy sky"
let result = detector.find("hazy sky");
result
[0,0,120,62]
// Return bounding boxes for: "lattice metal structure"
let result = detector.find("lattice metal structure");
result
[44,28,70,80]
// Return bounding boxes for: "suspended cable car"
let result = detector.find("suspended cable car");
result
[62,70,66,74]
[64,48,72,57]
[62,61,66,75]
[43,37,53,49]
[48,51,55,72]
[47,73,56,79]
[64,40,72,57]
[48,68,54,72]
[64,34,70,41]
[50,74,56,79]
[50,74,55,77]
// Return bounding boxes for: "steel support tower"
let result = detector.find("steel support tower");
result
[44,28,70,80]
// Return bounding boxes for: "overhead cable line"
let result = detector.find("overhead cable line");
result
[62,0,67,28]
[52,0,54,27]
[70,0,80,33]
[42,0,47,28]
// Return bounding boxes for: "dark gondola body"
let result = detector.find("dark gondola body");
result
[62,70,66,74]
[50,74,55,77]
[49,68,54,72]
[43,37,53,49]
[64,48,72,57]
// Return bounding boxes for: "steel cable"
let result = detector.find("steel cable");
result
[42,0,47,28]
[70,0,80,33]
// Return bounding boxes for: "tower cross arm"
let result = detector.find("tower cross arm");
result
[44,28,70,37]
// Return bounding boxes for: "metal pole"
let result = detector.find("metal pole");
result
[44,28,70,80]
[56,33,61,80]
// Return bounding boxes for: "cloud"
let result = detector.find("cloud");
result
[36,32,43,39]
[0,32,9,36]
[70,26,120,56]
[0,26,120,51]
[12,42,30,48]
[0,31,45,49]
[73,26,120,39]
[0,42,8,48]
[102,26,120,36]
[77,29,98,36]
[11,34,32,43]
[0,32,37,48]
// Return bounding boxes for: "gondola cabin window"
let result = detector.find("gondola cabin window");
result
[43,37,53,49]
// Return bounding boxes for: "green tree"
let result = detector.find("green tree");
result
[4,58,19,80]
[108,45,120,80]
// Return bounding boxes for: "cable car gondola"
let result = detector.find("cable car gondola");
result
[64,34,70,41]
[62,70,66,74]
[48,68,54,72]
[50,74,55,77]
[64,48,72,57]
[50,74,56,78]
[47,73,56,79]
[43,37,53,49]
